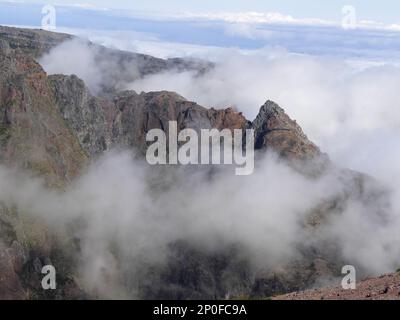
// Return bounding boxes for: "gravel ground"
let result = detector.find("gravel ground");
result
[274,273,400,300]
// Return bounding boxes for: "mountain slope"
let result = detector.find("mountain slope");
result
[0,38,89,299]
[0,39,87,185]
[0,26,392,300]
[274,273,400,300]
[0,25,71,58]
[0,25,212,96]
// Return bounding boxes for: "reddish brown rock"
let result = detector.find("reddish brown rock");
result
[0,40,87,186]
[253,100,322,161]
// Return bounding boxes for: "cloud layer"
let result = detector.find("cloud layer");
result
[1,149,399,298]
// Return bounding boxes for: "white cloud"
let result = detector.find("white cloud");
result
[39,38,142,94]
[39,38,104,92]
[2,148,400,297]
[180,11,334,27]
[69,3,109,11]
[163,11,400,32]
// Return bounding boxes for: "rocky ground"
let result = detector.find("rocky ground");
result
[274,273,400,300]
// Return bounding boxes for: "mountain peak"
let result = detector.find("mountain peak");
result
[253,100,323,161]
[260,99,285,114]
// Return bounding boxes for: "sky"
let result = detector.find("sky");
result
[1,0,400,60]
[4,0,400,25]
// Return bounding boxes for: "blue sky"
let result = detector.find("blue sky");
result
[1,0,399,62]
[3,0,400,24]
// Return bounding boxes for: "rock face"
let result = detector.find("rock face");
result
[0,26,71,58]
[137,241,254,300]
[0,203,87,300]
[0,26,389,300]
[49,75,319,165]
[253,100,321,160]
[49,74,248,157]
[49,74,112,157]
[0,38,89,299]
[0,39,87,185]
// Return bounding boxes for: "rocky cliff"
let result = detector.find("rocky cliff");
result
[0,39,87,185]
[0,26,389,300]
[0,36,90,299]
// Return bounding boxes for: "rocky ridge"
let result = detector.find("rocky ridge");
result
[0,26,212,96]
[0,26,391,300]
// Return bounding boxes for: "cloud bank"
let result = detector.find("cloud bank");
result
[30,27,400,297]
[39,35,400,192]
[1,149,399,298]
[39,38,142,94]
[123,48,400,180]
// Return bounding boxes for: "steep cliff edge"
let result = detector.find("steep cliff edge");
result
[0,39,87,185]
[0,39,87,299]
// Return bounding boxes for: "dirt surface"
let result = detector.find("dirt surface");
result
[274,273,400,300]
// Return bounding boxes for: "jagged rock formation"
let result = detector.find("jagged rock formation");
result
[50,75,248,157]
[48,73,320,166]
[253,100,321,160]
[0,26,390,300]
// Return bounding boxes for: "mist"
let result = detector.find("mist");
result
[28,34,400,297]
[39,38,141,94]
[1,147,400,298]
[119,47,400,190]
